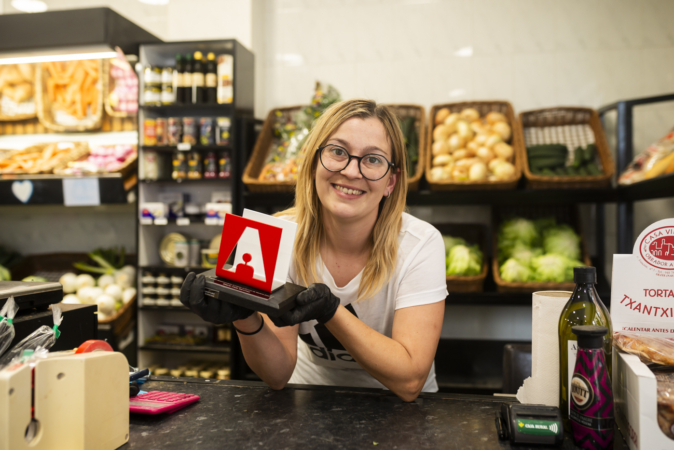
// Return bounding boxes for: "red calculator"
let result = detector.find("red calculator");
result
[129,391,200,414]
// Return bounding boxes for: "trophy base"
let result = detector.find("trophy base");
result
[201,269,305,317]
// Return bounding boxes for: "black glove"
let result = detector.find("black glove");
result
[180,272,254,324]
[271,283,340,327]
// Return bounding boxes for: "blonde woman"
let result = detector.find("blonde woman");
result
[181,99,447,401]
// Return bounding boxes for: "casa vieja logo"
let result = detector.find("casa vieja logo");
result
[638,226,674,274]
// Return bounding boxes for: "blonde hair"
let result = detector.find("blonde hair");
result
[277,99,408,300]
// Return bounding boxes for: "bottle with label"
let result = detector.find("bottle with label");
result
[183,53,193,104]
[570,325,613,450]
[173,54,184,104]
[559,266,612,427]
[143,66,162,106]
[192,51,205,104]
[161,67,174,104]
[204,151,217,179]
[205,52,217,104]
[216,54,234,104]
[172,151,187,180]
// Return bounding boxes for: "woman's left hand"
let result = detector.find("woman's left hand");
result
[271,283,340,327]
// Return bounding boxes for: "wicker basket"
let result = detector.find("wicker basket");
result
[492,206,592,293]
[0,63,37,122]
[53,147,137,178]
[36,59,104,132]
[243,104,426,193]
[519,107,614,189]
[434,223,488,293]
[0,142,89,174]
[426,101,523,190]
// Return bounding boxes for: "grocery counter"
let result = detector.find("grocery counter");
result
[124,377,628,450]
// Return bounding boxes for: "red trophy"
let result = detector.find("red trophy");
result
[201,209,305,316]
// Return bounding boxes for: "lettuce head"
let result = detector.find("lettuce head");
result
[499,258,533,283]
[442,235,467,257]
[531,254,583,283]
[542,225,581,261]
[447,244,482,276]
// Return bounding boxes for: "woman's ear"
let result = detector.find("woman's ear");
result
[386,168,398,196]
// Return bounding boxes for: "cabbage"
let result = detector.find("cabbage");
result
[442,235,467,256]
[499,258,533,282]
[531,254,583,283]
[447,244,482,276]
[509,241,543,266]
[542,225,581,261]
[498,217,540,260]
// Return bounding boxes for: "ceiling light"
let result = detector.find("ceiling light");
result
[454,46,473,58]
[11,0,47,13]
[0,45,117,65]
[138,0,169,5]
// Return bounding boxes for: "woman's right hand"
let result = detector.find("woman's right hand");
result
[180,272,254,324]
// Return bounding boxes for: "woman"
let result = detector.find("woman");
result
[181,99,447,401]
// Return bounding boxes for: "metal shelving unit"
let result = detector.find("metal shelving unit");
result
[136,39,254,375]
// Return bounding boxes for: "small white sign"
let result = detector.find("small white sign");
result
[62,178,100,206]
[177,143,191,151]
[154,218,168,226]
[205,218,219,226]
[176,218,190,226]
[140,218,153,225]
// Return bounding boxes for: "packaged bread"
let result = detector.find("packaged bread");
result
[614,332,674,366]
[657,381,674,439]
[618,130,674,185]
[0,63,36,118]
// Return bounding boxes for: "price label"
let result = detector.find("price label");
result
[177,143,191,151]
[204,218,219,226]
[62,178,100,206]
[176,218,190,226]
[154,218,168,225]
[140,218,153,225]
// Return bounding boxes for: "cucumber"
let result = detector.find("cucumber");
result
[526,144,568,158]
[583,144,597,163]
[572,147,584,168]
[586,163,602,176]
[577,166,589,176]
[529,156,567,169]
[541,168,555,176]
[565,166,578,176]
[554,166,566,176]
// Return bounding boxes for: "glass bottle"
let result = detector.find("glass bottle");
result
[183,53,193,104]
[205,52,217,104]
[191,51,205,104]
[173,54,185,104]
[558,266,612,427]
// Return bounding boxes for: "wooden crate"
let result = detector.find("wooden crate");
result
[426,100,523,190]
[492,206,592,293]
[242,104,426,192]
[434,223,488,293]
[519,107,614,189]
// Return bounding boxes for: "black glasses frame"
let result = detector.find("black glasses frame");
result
[318,145,395,181]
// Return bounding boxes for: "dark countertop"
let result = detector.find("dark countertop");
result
[125,377,628,450]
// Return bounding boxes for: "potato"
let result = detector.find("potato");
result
[453,149,470,160]
[486,111,507,124]
[455,157,480,168]
[474,133,488,146]
[476,147,495,163]
[433,154,453,167]
[451,166,469,181]
[444,112,460,128]
[460,108,480,122]
[432,140,451,156]
[489,157,507,172]
[447,134,465,152]
[433,124,451,142]
[471,120,489,135]
[456,120,474,141]
[493,161,516,180]
[466,141,480,153]
[493,142,514,161]
[492,121,512,141]
[435,107,451,125]
[430,166,449,180]
[485,133,503,148]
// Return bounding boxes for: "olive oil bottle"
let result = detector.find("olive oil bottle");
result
[558,267,612,426]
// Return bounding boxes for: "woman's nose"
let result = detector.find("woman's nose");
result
[341,157,362,178]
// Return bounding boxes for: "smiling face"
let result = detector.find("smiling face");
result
[314,116,397,225]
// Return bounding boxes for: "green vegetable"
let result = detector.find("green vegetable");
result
[447,244,482,276]
[500,258,534,282]
[554,167,566,176]
[73,247,127,274]
[541,168,555,176]
[565,166,578,176]
[442,235,467,256]
[586,163,601,176]
[498,217,539,251]
[542,224,582,260]
[399,116,418,178]
[509,241,543,266]
[529,156,567,170]
[577,166,589,176]
[22,275,48,282]
[526,144,569,158]
[0,265,10,281]
[583,144,596,163]
[572,147,584,168]
[531,254,583,283]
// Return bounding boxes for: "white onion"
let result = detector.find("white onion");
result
[59,273,78,294]
[119,265,136,280]
[76,287,93,303]
[122,288,137,304]
[62,294,81,304]
[104,284,123,301]
[97,274,115,289]
[75,274,96,290]
[96,294,116,316]
[114,271,132,289]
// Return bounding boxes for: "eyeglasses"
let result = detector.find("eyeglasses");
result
[318,145,394,181]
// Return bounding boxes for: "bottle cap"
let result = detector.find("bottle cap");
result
[572,325,608,349]
[175,53,181,60]
[185,53,192,61]
[207,52,215,60]
[194,51,203,59]
[573,266,596,284]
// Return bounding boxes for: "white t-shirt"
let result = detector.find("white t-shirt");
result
[285,212,448,392]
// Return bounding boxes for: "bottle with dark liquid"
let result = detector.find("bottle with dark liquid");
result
[183,53,193,105]
[205,52,217,104]
[192,51,205,104]
[570,325,614,450]
[559,267,612,428]
[174,54,186,104]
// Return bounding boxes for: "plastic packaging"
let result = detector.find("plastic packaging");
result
[614,332,674,366]
[0,305,62,368]
[0,296,19,357]
[618,130,674,185]
[657,381,674,440]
